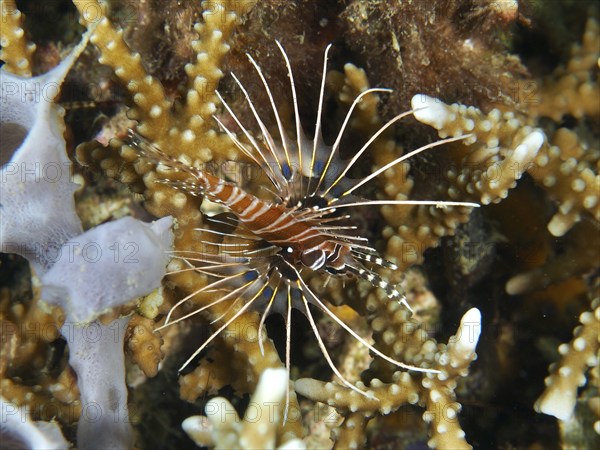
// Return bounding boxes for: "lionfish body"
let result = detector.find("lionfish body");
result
[129,42,476,406]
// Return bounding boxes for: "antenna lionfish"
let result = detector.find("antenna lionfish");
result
[128,42,477,420]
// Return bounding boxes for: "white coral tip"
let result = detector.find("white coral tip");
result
[182,415,212,447]
[253,368,288,406]
[512,130,544,167]
[454,308,482,355]
[411,94,450,130]
[205,397,238,426]
[535,388,576,421]
[505,273,530,295]
[278,438,308,450]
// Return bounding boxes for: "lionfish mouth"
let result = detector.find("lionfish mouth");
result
[128,40,478,419]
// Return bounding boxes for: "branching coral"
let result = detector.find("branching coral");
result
[296,308,482,449]
[73,0,243,202]
[534,287,599,421]
[410,94,544,206]
[408,20,599,439]
[183,368,306,449]
[0,289,79,426]
[126,313,165,378]
[527,18,600,122]
[530,127,600,238]
[500,19,599,432]
[0,0,36,77]
[525,18,600,237]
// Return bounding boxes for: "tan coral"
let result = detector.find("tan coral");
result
[296,308,482,450]
[529,128,600,237]
[522,18,600,237]
[334,65,473,272]
[179,346,232,402]
[126,314,164,377]
[0,0,36,76]
[506,219,600,295]
[331,412,368,450]
[0,292,63,374]
[182,368,306,449]
[527,18,600,122]
[178,331,276,402]
[411,94,544,205]
[0,375,81,425]
[73,0,241,182]
[409,90,592,243]
[535,291,600,421]
[495,22,599,432]
[0,286,80,425]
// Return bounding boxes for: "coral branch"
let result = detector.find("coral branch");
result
[297,308,482,450]
[183,368,306,449]
[411,94,544,205]
[535,294,600,421]
[527,18,600,121]
[0,0,36,76]
[529,128,600,237]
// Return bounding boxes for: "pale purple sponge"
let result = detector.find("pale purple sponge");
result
[0,396,69,450]
[66,317,134,449]
[41,216,173,323]
[0,32,90,274]
[41,216,173,449]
